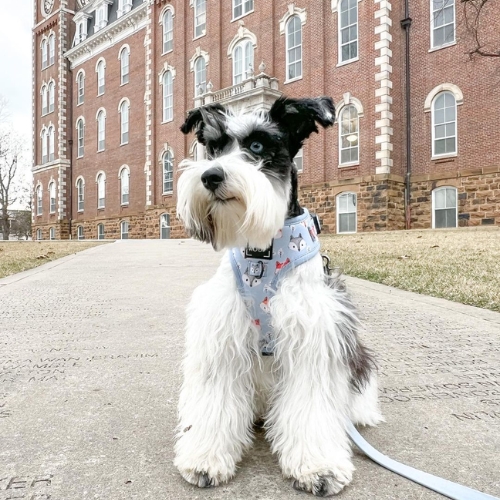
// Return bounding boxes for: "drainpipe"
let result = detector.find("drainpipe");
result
[68,62,73,240]
[401,2,412,229]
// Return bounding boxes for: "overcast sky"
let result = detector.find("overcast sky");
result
[0,1,33,136]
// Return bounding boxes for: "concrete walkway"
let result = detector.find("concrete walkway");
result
[0,240,499,500]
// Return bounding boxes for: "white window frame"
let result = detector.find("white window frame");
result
[233,0,254,20]
[162,151,174,194]
[49,227,55,240]
[97,109,106,152]
[36,228,42,240]
[96,59,105,96]
[431,0,456,49]
[48,81,55,113]
[48,126,55,162]
[77,225,84,240]
[74,18,88,46]
[120,221,129,240]
[36,185,43,215]
[119,46,130,85]
[194,0,206,38]
[97,172,106,209]
[336,192,357,234]
[41,85,48,116]
[76,118,85,158]
[431,91,457,158]
[77,71,85,105]
[194,56,207,96]
[162,9,174,53]
[285,15,302,82]
[293,148,303,173]
[94,3,110,33]
[339,105,360,166]
[41,39,48,69]
[41,128,48,164]
[49,181,56,213]
[338,0,359,65]
[48,34,55,66]
[162,71,173,122]
[76,177,85,212]
[117,0,132,18]
[119,100,130,145]
[119,166,130,205]
[97,223,105,240]
[432,186,458,228]
[160,213,171,239]
[232,39,254,85]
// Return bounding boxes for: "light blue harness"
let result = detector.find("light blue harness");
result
[229,208,320,355]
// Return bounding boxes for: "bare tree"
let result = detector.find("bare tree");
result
[461,0,500,58]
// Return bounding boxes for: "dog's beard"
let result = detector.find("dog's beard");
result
[177,152,290,251]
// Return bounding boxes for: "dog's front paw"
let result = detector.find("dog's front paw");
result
[176,457,236,488]
[291,468,353,497]
[179,469,219,488]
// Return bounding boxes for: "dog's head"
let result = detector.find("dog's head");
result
[177,96,335,251]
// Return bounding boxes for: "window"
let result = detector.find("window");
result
[41,39,48,69]
[233,0,253,19]
[97,173,105,209]
[337,192,357,234]
[120,167,130,205]
[74,19,88,45]
[77,71,85,105]
[162,71,173,122]
[49,227,55,240]
[48,126,55,162]
[233,40,254,85]
[41,129,48,164]
[97,110,105,151]
[160,213,171,239]
[339,105,359,165]
[120,221,129,239]
[118,0,132,17]
[286,15,302,81]
[48,34,55,65]
[97,60,105,95]
[433,186,457,228]
[97,223,105,240]
[41,85,48,115]
[77,178,84,211]
[431,0,455,48]
[120,47,129,85]
[194,57,206,96]
[194,0,206,38]
[77,225,84,240]
[192,140,206,161]
[49,182,56,213]
[162,151,173,193]
[77,118,84,157]
[120,101,129,144]
[339,0,358,63]
[48,82,55,113]
[36,186,43,215]
[293,148,303,173]
[163,10,173,53]
[36,228,42,240]
[432,91,456,157]
[95,4,109,32]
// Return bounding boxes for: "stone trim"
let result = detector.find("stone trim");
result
[227,24,258,57]
[424,83,464,112]
[144,2,153,206]
[189,47,210,71]
[279,4,307,35]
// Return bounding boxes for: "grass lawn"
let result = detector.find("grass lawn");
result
[0,241,107,280]
[320,227,500,312]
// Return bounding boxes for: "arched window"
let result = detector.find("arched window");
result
[337,192,357,234]
[119,101,129,144]
[48,34,55,65]
[233,40,254,85]
[431,0,455,48]
[162,151,173,193]
[76,118,84,157]
[41,39,48,69]
[339,0,358,63]
[432,186,457,228]
[192,140,206,161]
[48,81,55,113]
[77,71,85,105]
[36,185,43,215]
[41,129,48,164]
[76,178,84,212]
[286,15,302,81]
[41,85,48,115]
[194,0,206,38]
[48,126,55,162]
[432,91,456,157]
[97,110,106,151]
[97,173,106,209]
[194,56,206,96]
[162,71,173,122]
[97,223,105,240]
[36,228,43,240]
[160,213,171,239]
[120,221,129,239]
[49,181,56,213]
[339,105,359,165]
[77,225,84,240]
[293,148,303,173]
[162,9,173,53]
[97,60,105,95]
[120,47,129,85]
[120,167,130,205]
[49,227,55,240]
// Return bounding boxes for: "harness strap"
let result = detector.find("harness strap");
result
[347,422,499,500]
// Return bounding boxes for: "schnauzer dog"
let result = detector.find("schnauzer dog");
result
[174,96,383,497]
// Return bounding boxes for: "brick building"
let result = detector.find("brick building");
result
[32,0,500,240]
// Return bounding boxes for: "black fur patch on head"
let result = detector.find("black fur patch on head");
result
[180,104,228,146]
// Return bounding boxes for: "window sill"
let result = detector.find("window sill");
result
[431,153,457,161]
[77,101,84,107]
[193,31,206,41]
[162,49,173,56]
[338,162,359,168]
[97,92,105,97]
[231,10,254,22]
[77,155,84,159]
[284,76,303,85]
[120,142,129,146]
[162,191,173,196]
[97,149,105,153]
[337,231,357,235]
[161,119,174,125]
[336,57,359,68]
[120,81,129,87]
[97,207,105,211]
[121,203,129,207]
[428,41,456,53]
[77,209,84,213]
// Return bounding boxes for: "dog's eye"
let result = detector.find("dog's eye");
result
[249,141,264,154]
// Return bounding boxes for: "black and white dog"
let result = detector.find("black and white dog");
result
[174,96,383,497]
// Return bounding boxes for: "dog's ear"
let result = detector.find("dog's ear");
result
[269,96,335,158]
[180,103,227,146]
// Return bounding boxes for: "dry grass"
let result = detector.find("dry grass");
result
[0,241,107,279]
[320,227,500,312]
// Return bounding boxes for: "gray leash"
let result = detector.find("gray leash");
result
[347,422,499,500]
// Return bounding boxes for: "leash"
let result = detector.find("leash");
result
[347,423,499,500]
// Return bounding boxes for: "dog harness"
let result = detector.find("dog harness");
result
[229,208,320,355]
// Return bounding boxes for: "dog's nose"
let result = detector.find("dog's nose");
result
[201,167,225,191]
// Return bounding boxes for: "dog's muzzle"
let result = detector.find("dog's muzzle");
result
[201,166,225,192]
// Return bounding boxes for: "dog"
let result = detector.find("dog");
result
[174,96,383,497]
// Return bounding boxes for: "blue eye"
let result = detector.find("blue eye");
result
[249,141,264,154]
